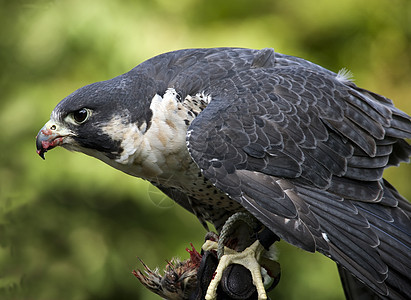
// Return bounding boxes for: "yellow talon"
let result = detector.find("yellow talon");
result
[202,240,268,300]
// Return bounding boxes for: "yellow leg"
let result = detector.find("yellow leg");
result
[202,240,268,300]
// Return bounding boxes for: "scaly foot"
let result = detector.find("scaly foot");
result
[202,239,268,300]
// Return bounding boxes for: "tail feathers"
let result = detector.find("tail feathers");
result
[338,265,381,300]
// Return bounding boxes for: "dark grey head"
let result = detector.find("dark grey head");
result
[36,71,156,161]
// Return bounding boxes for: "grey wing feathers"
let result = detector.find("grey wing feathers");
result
[185,48,411,298]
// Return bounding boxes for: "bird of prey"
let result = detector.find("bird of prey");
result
[36,48,411,299]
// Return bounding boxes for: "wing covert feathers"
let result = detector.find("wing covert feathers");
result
[185,48,410,298]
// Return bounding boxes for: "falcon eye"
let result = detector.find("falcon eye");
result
[72,108,90,124]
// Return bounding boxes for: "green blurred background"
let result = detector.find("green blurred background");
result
[1,0,410,299]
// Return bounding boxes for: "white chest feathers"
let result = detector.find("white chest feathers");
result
[100,88,211,186]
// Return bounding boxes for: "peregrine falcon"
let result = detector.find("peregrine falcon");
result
[36,48,411,299]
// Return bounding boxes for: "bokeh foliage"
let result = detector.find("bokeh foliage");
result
[1,0,410,299]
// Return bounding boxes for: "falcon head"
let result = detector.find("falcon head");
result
[36,72,156,164]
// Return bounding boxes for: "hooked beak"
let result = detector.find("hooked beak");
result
[36,120,67,159]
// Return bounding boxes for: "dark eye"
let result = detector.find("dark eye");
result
[72,108,90,124]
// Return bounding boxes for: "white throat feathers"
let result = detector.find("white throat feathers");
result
[99,88,211,186]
